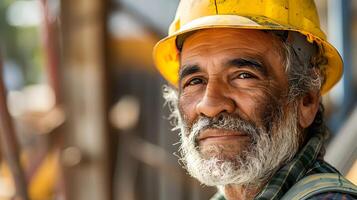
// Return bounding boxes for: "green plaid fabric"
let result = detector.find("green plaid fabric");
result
[210,132,355,200]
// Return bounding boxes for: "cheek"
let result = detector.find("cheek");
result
[178,91,202,125]
[253,86,287,130]
[257,96,282,131]
[234,93,266,122]
[231,82,285,125]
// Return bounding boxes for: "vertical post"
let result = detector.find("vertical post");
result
[0,57,29,200]
[327,0,354,132]
[60,0,111,199]
[40,0,60,102]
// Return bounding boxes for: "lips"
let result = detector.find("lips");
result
[197,128,248,143]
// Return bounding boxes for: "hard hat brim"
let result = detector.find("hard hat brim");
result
[153,15,343,95]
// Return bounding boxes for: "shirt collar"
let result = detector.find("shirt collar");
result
[255,133,325,200]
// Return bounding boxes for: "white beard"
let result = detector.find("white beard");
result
[163,86,301,187]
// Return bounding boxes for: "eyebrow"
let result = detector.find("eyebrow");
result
[178,58,267,83]
[226,58,267,75]
[179,64,201,82]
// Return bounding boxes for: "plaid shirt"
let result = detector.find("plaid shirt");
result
[211,132,356,200]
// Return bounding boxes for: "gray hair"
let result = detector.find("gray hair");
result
[282,38,328,140]
[282,40,326,100]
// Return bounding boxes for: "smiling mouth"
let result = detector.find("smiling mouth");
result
[197,129,249,145]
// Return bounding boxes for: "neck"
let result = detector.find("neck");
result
[221,184,261,200]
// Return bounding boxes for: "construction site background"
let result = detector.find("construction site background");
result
[0,0,356,200]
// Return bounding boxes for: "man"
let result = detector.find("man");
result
[153,0,357,199]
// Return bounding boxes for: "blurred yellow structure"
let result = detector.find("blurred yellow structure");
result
[0,151,59,200]
[0,0,356,200]
[28,151,59,200]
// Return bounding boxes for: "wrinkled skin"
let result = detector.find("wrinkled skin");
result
[178,29,290,159]
[177,28,323,200]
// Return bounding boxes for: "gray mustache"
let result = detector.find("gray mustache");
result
[190,113,261,138]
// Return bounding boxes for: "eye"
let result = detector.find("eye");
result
[236,72,256,79]
[184,77,205,88]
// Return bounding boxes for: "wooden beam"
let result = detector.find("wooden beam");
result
[0,57,29,200]
[60,0,111,199]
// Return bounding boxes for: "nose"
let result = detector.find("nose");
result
[195,81,235,117]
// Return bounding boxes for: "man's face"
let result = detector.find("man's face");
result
[173,28,301,186]
[179,29,289,157]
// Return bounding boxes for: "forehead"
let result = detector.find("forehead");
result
[180,28,284,64]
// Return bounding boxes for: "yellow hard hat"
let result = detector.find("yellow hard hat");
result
[153,0,343,95]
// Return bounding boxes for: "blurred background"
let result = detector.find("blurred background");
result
[0,0,356,199]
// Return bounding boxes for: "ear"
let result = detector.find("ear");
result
[298,90,321,128]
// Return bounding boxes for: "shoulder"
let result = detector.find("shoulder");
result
[307,192,357,200]
[281,173,357,200]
